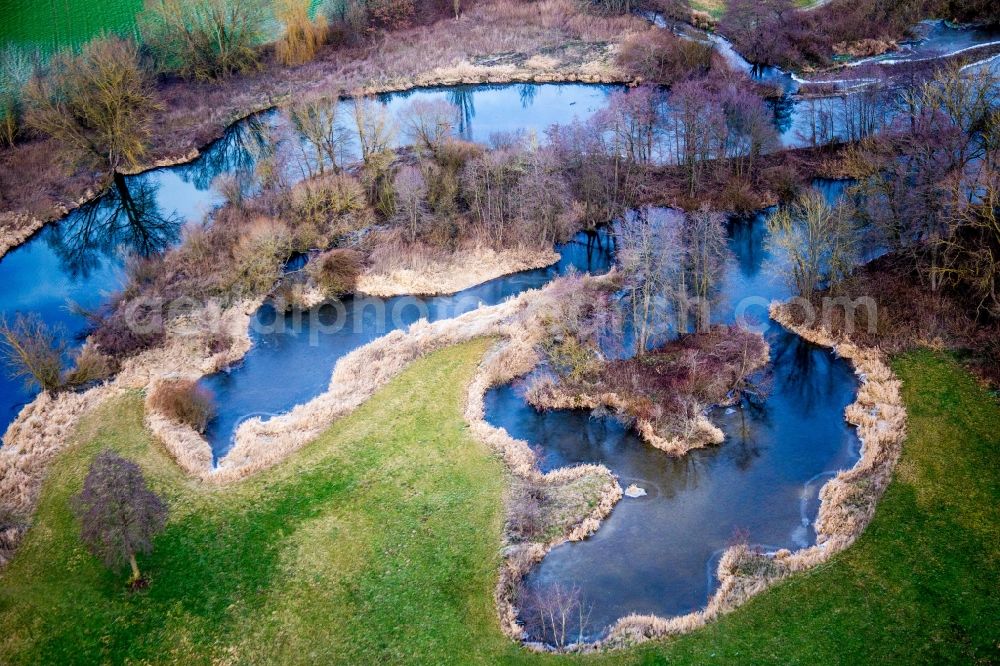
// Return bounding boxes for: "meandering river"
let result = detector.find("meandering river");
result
[0,19,996,646]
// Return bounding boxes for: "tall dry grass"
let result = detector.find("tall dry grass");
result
[358,243,559,297]
[0,299,258,556]
[275,0,330,66]
[0,248,906,655]
[459,282,624,642]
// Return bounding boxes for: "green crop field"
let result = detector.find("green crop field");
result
[0,0,143,51]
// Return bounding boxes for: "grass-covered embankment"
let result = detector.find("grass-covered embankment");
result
[0,340,518,663]
[0,345,997,663]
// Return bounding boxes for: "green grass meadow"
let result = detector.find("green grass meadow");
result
[0,342,997,664]
[0,0,142,51]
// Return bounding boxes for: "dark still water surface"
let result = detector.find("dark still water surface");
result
[0,70,868,648]
[200,230,615,459]
[484,206,861,641]
[0,83,614,439]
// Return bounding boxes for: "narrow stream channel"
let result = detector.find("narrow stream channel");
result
[6,14,998,433]
[1,18,995,646]
[485,196,862,641]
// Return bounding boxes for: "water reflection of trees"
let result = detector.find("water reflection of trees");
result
[177,113,275,191]
[768,331,836,416]
[726,401,769,471]
[726,214,768,278]
[518,83,538,108]
[44,174,181,279]
[767,96,795,135]
[447,87,476,139]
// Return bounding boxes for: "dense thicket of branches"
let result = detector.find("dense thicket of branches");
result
[721,0,999,69]
[140,0,268,79]
[617,28,714,85]
[527,275,769,443]
[844,65,1000,318]
[24,36,157,173]
[766,189,859,297]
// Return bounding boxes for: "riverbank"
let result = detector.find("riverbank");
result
[0,299,259,566]
[0,243,603,564]
[0,344,995,662]
[0,0,645,260]
[357,246,560,297]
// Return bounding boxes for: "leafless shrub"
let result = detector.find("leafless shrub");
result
[290,171,372,242]
[462,141,579,249]
[367,0,416,31]
[506,481,546,542]
[423,138,483,217]
[308,248,363,296]
[226,217,293,297]
[24,36,157,173]
[140,0,268,80]
[213,173,246,210]
[148,378,216,433]
[0,313,66,392]
[63,344,115,388]
[90,300,166,359]
[276,0,330,66]
[616,28,713,84]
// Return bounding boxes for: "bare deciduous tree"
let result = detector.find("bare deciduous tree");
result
[767,188,859,297]
[352,97,397,214]
[663,80,725,196]
[462,146,524,247]
[617,208,682,355]
[287,95,351,177]
[72,450,168,584]
[679,206,729,332]
[25,36,158,173]
[939,169,1000,319]
[521,582,592,649]
[393,164,427,242]
[402,99,457,158]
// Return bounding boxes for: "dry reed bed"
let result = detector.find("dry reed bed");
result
[141,272,623,643]
[464,331,623,642]
[0,212,49,260]
[524,383,726,456]
[562,301,908,652]
[0,300,257,565]
[0,276,907,650]
[149,274,608,483]
[357,245,559,297]
[0,243,591,568]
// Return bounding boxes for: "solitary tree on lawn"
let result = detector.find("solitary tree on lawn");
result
[72,450,168,584]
